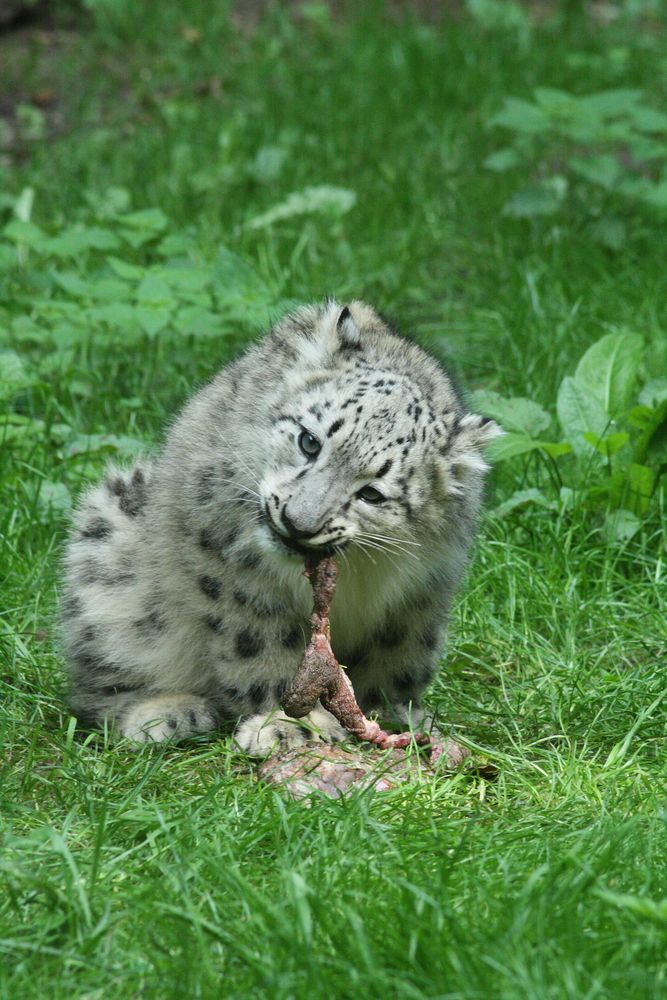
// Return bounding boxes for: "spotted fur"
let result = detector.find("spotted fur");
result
[61,301,501,752]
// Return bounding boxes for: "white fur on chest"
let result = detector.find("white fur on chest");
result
[258,541,435,655]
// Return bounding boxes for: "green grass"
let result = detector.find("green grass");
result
[1,2,666,997]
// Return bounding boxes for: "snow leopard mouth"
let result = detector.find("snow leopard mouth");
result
[262,518,347,559]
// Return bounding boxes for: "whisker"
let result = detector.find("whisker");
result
[361,531,421,548]
[217,477,263,500]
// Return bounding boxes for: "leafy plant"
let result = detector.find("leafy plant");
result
[486,87,667,232]
[0,188,294,468]
[473,332,667,541]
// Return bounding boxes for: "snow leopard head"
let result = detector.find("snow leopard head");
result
[254,301,501,560]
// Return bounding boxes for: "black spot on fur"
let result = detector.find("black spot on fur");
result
[394,671,417,697]
[71,651,114,676]
[80,625,97,643]
[248,682,268,711]
[223,525,240,547]
[119,468,147,517]
[274,679,289,701]
[199,527,226,558]
[81,517,113,541]
[205,615,224,634]
[199,575,221,600]
[233,589,248,606]
[106,475,125,497]
[375,622,407,648]
[134,609,165,634]
[98,683,145,697]
[238,549,262,570]
[327,418,344,438]
[235,628,264,659]
[61,595,82,617]
[419,625,439,650]
[280,625,302,650]
[345,644,369,668]
[167,719,178,731]
[376,459,393,478]
[79,557,135,587]
[196,466,216,504]
[361,688,383,710]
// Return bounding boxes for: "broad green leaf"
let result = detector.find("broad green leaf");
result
[0,414,45,442]
[574,332,643,414]
[579,89,642,118]
[539,441,572,458]
[597,463,656,514]
[3,219,46,246]
[639,378,667,409]
[627,105,667,132]
[466,0,530,37]
[14,186,35,222]
[0,350,32,401]
[136,275,174,308]
[533,86,579,115]
[589,216,627,251]
[175,305,221,337]
[64,433,145,458]
[483,147,522,172]
[156,232,194,257]
[603,508,641,544]
[159,266,210,294]
[37,480,72,519]
[249,145,288,183]
[211,246,275,327]
[636,181,667,209]
[489,97,549,134]
[88,302,136,328]
[135,304,172,337]
[118,208,168,233]
[502,177,567,218]
[556,375,609,455]
[582,431,629,457]
[106,256,145,280]
[486,432,565,462]
[469,389,551,436]
[492,488,555,519]
[569,154,621,190]
[41,227,120,256]
[245,186,356,230]
[626,404,655,430]
[118,209,169,248]
[88,278,132,302]
[53,271,92,297]
[626,134,667,162]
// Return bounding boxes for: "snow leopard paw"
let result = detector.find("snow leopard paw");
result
[235,704,347,757]
[120,695,217,743]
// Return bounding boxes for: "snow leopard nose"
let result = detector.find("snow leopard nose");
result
[280,506,322,540]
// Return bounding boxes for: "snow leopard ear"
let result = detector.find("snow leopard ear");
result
[437,413,503,495]
[336,305,361,350]
[457,413,503,450]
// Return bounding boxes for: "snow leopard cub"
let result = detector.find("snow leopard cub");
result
[61,300,500,755]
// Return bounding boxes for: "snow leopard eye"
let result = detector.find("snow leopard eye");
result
[298,430,321,457]
[357,485,385,504]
